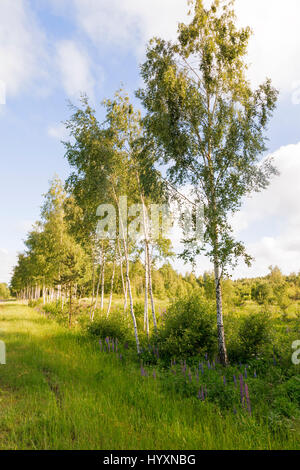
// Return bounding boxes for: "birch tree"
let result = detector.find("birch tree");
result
[137,0,278,365]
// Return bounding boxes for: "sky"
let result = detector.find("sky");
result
[1,0,300,283]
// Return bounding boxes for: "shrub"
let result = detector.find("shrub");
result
[232,312,273,362]
[155,293,217,361]
[86,313,133,345]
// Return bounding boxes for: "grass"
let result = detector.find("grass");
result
[0,302,299,450]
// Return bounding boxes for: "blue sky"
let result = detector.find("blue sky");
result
[1,0,300,283]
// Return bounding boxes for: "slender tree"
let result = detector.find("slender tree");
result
[137,0,278,364]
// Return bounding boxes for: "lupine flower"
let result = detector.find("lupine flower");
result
[239,374,244,404]
[244,384,251,415]
[201,386,205,401]
[273,356,276,366]
[207,360,211,369]
[119,353,123,361]
[254,370,257,378]
[188,369,192,382]
[205,353,208,360]
[233,407,237,415]
[99,339,102,351]
[233,375,237,387]
[244,368,248,379]
[212,361,216,369]
[223,376,226,386]
[197,389,201,400]
[141,365,146,377]
[153,370,156,379]
[205,385,207,398]
[112,339,115,352]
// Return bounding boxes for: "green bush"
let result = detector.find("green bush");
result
[230,312,273,362]
[86,313,133,345]
[155,293,217,361]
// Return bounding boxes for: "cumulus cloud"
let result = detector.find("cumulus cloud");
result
[0,0,46,98]
[56,40,96,99]
[229,142,300,277]
[170,142,300,278]
[52,0,300,94]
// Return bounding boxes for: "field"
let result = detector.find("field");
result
[0,301,299,450]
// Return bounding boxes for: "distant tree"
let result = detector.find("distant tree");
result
[0,283,10,300]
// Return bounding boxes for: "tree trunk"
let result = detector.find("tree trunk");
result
[69,283,72,328]
[89,250,96,319]
[140,192,157,332]
[91,265,102,322]
[114,187,140,353]
[144,248,149,337]
[117,237,127,313]
[106,257,116,317]
[100,256,105,310]
[214,261,228,366]
[146,242,157,332]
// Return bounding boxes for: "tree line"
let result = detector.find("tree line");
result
[11,1,279,364]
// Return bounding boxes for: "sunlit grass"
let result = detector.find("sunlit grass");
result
[0,303,299,450]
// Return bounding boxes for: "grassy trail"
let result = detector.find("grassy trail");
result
[0,303,298,450]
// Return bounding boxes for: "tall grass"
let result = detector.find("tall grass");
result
[0,303,299,450]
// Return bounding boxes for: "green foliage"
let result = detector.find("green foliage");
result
[251,280,273,305]
[156,293,217,361]
[0,283,10,300]
[230,312,274,362]
[86,313,133,344]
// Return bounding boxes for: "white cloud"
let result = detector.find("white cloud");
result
[66,0,189,56]
[48,123,68,141]
[170,142,300,278]
[56,0,300,94]
[234,0,300,93]
[0,249,17,284]
[230,142,300,277]
[0,0,46,98]
[56,40,95,99]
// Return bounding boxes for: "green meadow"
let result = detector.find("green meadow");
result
[0,302,299,450]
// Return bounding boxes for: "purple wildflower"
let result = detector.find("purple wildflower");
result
[188,369,192,382]
[244,368,248,379]
[223,376,226,386]
[239,374,244,404]
[233,375,237,387]
[153,369,156,379]
[254,370,257,378]
[244,384,251,415]
[99,339,102,351]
